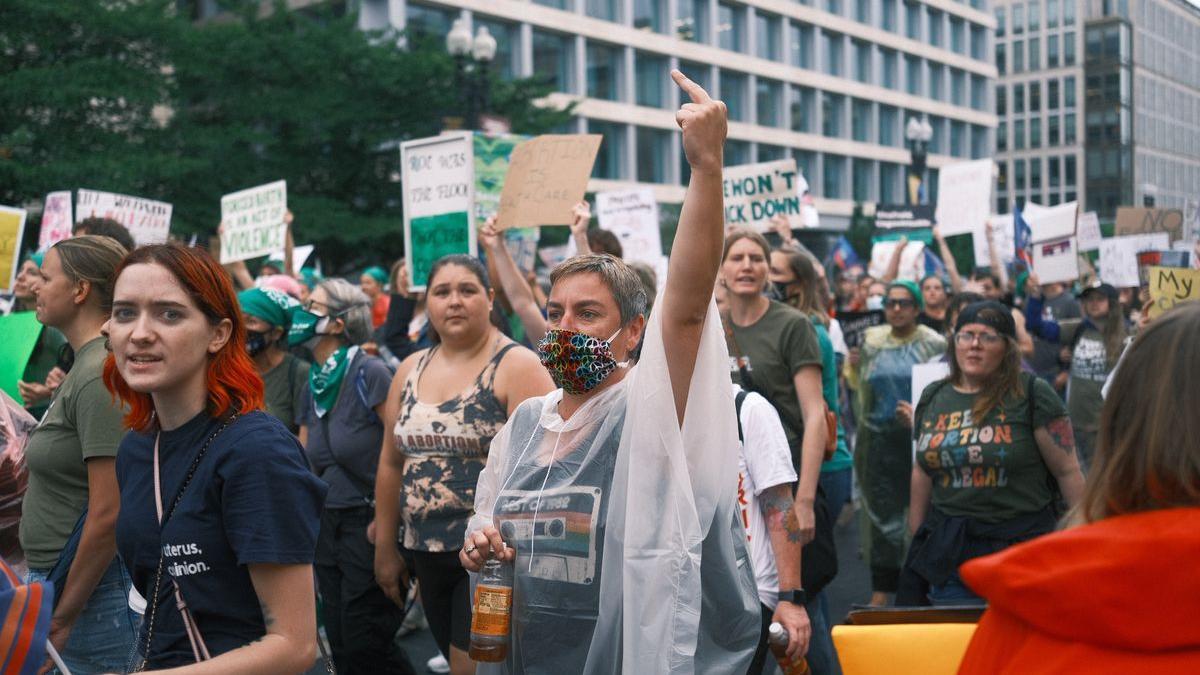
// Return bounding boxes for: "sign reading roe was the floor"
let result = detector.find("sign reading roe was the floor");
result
[401,132,475,292]
[722,159,805,231]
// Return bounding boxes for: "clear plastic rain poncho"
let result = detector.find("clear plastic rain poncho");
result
[468,297,761,674]
[847,325,947,588]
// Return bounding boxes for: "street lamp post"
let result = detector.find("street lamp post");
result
[445,18,497,130]
[905,116,933,206]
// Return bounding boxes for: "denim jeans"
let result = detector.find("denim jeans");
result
[28,558,140,674]
[819,467,853,524]
[927,572,986,607]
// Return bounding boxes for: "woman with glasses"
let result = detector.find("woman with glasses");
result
[292,279,417,674]
[844,280,946,606]
[899,301,1084,606]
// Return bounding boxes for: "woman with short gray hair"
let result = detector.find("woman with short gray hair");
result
[291,277,416,674]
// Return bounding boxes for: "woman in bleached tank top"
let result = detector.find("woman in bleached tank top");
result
[374,254,553,675]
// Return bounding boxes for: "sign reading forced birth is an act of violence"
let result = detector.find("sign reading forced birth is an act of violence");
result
[401,132,476,292]
[220,180,287,264]
[722,159,806,231]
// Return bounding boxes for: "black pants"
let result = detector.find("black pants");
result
[315,506,415,675]
[409,549,471,658]
[746,603,775,675]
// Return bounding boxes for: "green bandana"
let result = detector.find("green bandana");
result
[238,287,299,329]
[310,345,357,418]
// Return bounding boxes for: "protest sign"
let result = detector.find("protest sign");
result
[401,133,475,291]
[76,189,173,245]
[1115,207,1185,242]
[869,239,926,282]
[495,135,601,230]
[840,311,885,349]
[722,159,806,230]
[37,191,73,251]
[596,188,662,266]
[0,312,42,404]
[1098,233,1170,287]
[912,361,951,406]
[973,214,1016,268]
[934,159,993,236]
[1076,211,1102,251]
[0,207,27,294]
[1026,201,1078,243]
[220,181,287,264]
[268,244,314,275]
[505,228,541,275]
[1032,237,1079,284]
[473,133,526,222]
[875,204,935,230]
[1147,266,1200,318]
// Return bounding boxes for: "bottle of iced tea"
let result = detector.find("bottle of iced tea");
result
[469,556,513,662]
[767,622,811,675]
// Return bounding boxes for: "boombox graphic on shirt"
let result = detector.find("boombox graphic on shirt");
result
[494,485,603,586]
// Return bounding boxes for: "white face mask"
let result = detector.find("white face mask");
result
[866,295,885,311]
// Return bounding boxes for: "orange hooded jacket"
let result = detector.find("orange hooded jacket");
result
[957,507,1200,674]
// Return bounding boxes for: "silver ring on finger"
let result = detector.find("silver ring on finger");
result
[464,544,477,555]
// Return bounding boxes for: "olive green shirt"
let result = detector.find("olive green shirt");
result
[262,353,310,434]
[19,337,127,568]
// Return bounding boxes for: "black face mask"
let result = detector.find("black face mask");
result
[768,281,797,304]
[245,330,271,356]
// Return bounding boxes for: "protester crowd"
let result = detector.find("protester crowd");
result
[1,69,1197,675]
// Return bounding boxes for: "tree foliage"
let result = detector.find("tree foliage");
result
[0,0,572,271]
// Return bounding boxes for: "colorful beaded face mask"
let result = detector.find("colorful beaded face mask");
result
[536,328,623,395]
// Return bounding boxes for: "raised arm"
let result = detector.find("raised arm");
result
[932,226,963,293]
[282,210,296,279]
[661,69,728,424]
[479,216,548,340]
[881,236,908,283]
[986,221,1009,290]
[569,201,593,256]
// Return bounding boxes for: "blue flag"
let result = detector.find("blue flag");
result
[1013,204,1033,270]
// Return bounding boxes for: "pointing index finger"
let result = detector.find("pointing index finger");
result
[671,69,712,104]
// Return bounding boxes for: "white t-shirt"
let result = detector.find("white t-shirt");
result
[733,384,799,610]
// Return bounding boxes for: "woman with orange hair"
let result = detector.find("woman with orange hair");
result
[104,243,327,672]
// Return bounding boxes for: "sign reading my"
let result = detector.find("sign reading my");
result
[1147,266,1200,318]
[721,159,804,230]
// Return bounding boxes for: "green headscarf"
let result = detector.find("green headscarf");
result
[238,287,299,329]
[25,251,44,268]
[887,279,925,311]
[300,266,323,290]
[362,265,388,286]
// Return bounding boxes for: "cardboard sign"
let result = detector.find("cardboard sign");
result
[37,191,73,251]
[596,188,662,266]
[1098,233,1170,287]
[934,159,993,237]
[0,207,28,294]
[1032,237,1080,284]
[401,133,475,291]
[1076,211,1102,252]
[1147,266,1200,318]
[219,181,287,264]
[912,361,951,406]
[1115,207,1185,242]
[875,204,935,230]
[76,189,172,246]
[973,214,1016,268]
[722,159,806,230]
[1026,201,1078,243]
[495,135,601,230]
[869,240,926,282]
[839,311,885,349]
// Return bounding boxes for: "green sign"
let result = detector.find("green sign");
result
[0,312,44,404]
[410,211,471,289]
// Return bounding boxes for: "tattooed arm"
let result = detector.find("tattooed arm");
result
[760,483,812,660]
[156,563,317,674]
[1034,416,1085,508]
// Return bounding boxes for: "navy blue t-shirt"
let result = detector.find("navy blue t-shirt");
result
[115,410,327,667]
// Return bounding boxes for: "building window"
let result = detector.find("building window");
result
[906,1,921,39]
[1030,157,1041,189]
[997,85,1007,115]
[929,63,944,100]
[721,70,749,121]
[824,155,846,198]
[852,99,872,142]
[589,120,626,179]
[1064,0,1075,24]
[996,44,1006,75]
[881,49,898,88]
[950,17,964,54]
[794,150,815,184]
[1048,79,1059,109]
[971,75,986,111]
[855,0,871,24]
[676,0,709,42]
[1013,40,1024,72]
[756,79,783,127]
[822,92,845,138]
[633,0,667,33]
[998,121,1008,150]
[927,116,945,154]
[1065,155,1076,184]
[586,0,622,23]
[905,55,921,95]
[790,23,815,69]
[1030,81,1041,112]
[854,41,872,83]
[972,124,989,159]
[1049,156,1061,187]
[1015,119,1026,149]
[879,105,898,146]
[1029,37,1040,70]
[758,144,787,161]
[678,60,710,91]
[826,0,843,16]
[880,163,899,203]
[1047,0,1059,27]
[532,0,568,9]
[635,52,669,108]
[1013,4,1024,33]
[532,30,574,92]
[1030,117,1041,148]
[950,121,965,157]
[587,42,623,101]
[1048,35,1059,67]
[756,13,782,60]
[1064,76,1076,107]
[950,69,965,106]
[636,127,671,182]
[1015,159,1026,191]
[853,159,873,201]
[475,17,518,79]
[1028,0,1040,31]
[1014,84,1025,112]
[725,140,750,166]
[882,0,897,32]
[996,7,1006,36]
[1064,112,1076,144]
[929,10,943,47]
[823,31,844,77]
[717,2,745,52]
[406,3,455,41]
[790,86,815,133]
[1064,31,1076,65]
